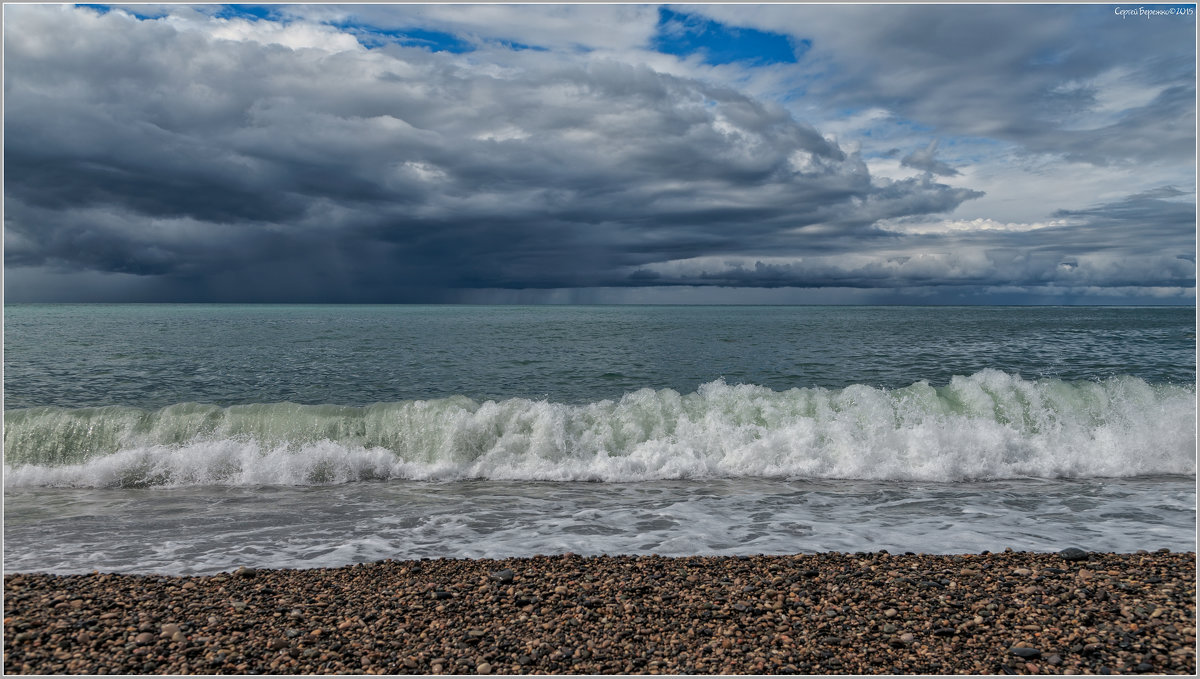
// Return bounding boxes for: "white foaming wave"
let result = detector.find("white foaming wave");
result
[3,370,1195,487]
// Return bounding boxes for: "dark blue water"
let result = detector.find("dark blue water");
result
[4,305,1193,410]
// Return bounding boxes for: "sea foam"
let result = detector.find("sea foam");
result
[4,371,1195,487]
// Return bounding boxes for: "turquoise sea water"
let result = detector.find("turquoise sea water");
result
[3,305,1196,573]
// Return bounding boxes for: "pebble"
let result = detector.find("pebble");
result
[3,550,1194,675]
[1010,647,1042,658]
[489,569,514,583]
[1059,547,1089,562]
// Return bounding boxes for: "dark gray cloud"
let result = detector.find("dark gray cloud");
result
[3,4,989,302]
[624,188,1195,291]
[2,4,1193,303]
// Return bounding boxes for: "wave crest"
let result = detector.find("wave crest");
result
[4,371,1195,487]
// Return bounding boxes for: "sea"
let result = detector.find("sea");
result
[3,304,1195,575]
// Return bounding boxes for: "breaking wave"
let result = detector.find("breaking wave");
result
[4,371,1194,487]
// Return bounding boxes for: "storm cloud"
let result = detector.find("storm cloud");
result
[3,4,1194,304]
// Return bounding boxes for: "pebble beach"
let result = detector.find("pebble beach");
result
[3,549,1195,675]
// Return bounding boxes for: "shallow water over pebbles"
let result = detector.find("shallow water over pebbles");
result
[4,476,1193,575]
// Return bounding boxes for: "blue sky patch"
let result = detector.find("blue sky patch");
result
[212,5,279,22]
[334,21,475,53]
[79,4,280,22]
[76,4,169,20]
[652,7,805,66]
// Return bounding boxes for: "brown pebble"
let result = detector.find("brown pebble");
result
[2,551,1194,675]
[477,662,492,674]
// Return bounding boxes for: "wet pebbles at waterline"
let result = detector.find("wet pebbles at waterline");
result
[3,549,1195,675]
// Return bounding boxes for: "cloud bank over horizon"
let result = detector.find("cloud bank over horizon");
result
[4,3,1195,304]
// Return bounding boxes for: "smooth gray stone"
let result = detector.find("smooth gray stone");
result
[1010,647,1042,658]
[1059,547,1088,561]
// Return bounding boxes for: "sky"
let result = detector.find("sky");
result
[3,2,1196,304]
